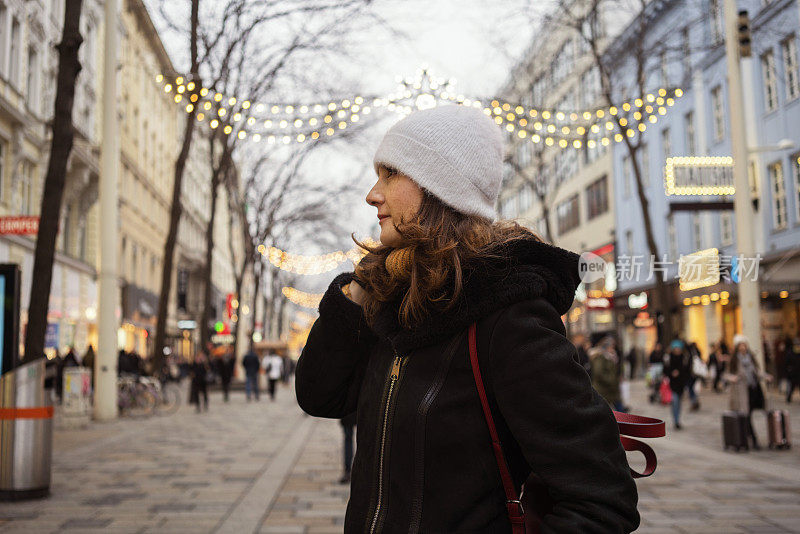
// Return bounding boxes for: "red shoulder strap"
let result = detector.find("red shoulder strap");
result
[468,323,526,534]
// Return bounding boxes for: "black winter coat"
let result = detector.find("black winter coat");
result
[296,239,639,533]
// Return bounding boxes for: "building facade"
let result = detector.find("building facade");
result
[607,0,800,361]
[0,0,102,357]
[498,1,618,338]
[0,0,251,364]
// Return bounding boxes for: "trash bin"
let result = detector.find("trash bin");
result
[0,358,53,500]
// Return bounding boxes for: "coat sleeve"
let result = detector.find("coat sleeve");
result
[295,272,377,419]
[488,298,640,533]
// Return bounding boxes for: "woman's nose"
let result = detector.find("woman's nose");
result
[366,183,383,207]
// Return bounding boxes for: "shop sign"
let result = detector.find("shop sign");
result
[211,334,235,345]
[628,292,648,309]
[664,157,734,196]
[633,312,654,328]
[679,248,720,291]
[45,323,60,349]
[0,216,39,234]
[177,320,197,330]
[586,297,612,310]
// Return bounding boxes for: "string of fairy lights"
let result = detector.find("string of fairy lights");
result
[161,67,685,308]
[154,68,684,150]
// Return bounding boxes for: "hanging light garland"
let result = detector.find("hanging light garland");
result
[156,68,684,150]
[257,238,379,275]
[282,287,324,309]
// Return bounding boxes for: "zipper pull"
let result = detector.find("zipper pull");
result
[390,356,402,379]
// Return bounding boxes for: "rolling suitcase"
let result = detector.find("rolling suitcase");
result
[722,411,749,451]
[767,409,791,450]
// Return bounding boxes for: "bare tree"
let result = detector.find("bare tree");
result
[542,0,689,341]
[23,0,84,363]
[152,0,200,371]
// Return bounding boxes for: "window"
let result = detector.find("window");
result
[793,155,800,222]
[556,194,580,234]
[711,86,725,141]
[26,47,39,114]
[661,128,672,160]
[622,155,632,198]
[721,212,733,246]
[9,17,20,86]
[782,36,799,101]
[0,140,4,200]
[692,213,703,250]
[660,51,668,87]
[516,142,531,169]
[20,161,33,214]
[0,4,7,77]
[769,162,787,229]
[711,0,724,44]
[762,50,778,112]
[685,112,696,155]
[586,175,608,219]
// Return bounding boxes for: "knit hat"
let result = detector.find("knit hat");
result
[373,105,504,220]
[733,334,750,348]
[669,339,685,351]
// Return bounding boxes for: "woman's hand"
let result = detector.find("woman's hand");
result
[346,281,367,306]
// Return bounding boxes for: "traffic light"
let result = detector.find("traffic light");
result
[738,10,752,58]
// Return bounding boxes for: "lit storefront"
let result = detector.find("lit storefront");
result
[119,283,159,357]
[567,243,617,338]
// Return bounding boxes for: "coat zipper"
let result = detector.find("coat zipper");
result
[369,353,403,534]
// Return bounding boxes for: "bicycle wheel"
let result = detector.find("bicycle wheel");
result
[127,385,157,418]
[155,383,182,415]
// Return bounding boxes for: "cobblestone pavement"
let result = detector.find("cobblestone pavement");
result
[1,378,799,533]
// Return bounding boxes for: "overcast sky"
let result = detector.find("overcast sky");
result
[146,0,548,292]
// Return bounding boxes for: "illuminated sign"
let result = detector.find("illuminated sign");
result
[628,292,648,309]
[664,157,735,196]
[679,248,720,291]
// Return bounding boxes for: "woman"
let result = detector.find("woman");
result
[189,351,210,413]
[295,105,638,533]
[663,339,691,430]
[590,337,624,412]
[724,334,771,449]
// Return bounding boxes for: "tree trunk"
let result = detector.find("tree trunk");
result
[22,0,83,364]
[152,0,200,371]
[200,160,222,350]
[249,257,262,351]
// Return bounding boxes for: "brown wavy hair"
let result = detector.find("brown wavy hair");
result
[354,192,541,329]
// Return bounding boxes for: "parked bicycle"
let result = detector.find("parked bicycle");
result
[117,374,156,417]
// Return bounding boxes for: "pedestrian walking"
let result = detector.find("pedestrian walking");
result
[82,345,96,390]
[241,348,260,401]
[708,341,727,393]
[339,411,357,484]
[295,106,639,532]
[189,351,210,413]
[724,334,772,449]
[686,341,702,411]
[625,346,638,380]
[647,342,665,403]
[785,335,800,403]
[263,351,284,401]
[215,347,235,402]
[664,339,692,430]
[589,337,624,412]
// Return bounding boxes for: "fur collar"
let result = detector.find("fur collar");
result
[367,238,581,353]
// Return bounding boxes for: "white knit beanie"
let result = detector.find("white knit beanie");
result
[733,334,750,349]
[373,105,504,220]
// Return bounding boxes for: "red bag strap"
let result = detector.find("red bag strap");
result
[468,323,526,534]
[612,411,666,439]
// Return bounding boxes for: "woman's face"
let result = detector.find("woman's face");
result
[366,165,424,248]
[736,342,748,354]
